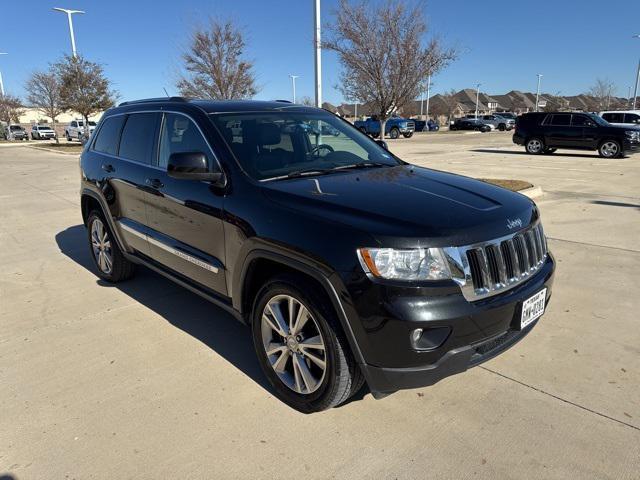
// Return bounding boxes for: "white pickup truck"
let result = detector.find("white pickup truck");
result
[65,119,97,141]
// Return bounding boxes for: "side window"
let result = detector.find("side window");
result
[571,115,591,127]
[118,113,160,164]
[70,121,76,128]
[158,113,217,170]
[624,113,640,124]
[93,116,125,156]
[603,113,623,123]
[550,114,570,126]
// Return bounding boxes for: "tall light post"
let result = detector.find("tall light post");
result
[53,8,84,58]
[632,34,640,110]
[289,75,299,103]
[474,83,481,119]
[535,74,543,112]
[313,0,322,108]
[0,52,7,96]
[425,74,431,119]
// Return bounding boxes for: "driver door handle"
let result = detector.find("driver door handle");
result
[146,178,164,189]
[101,163,115,173]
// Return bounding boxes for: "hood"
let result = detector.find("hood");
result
[261,165,536,247]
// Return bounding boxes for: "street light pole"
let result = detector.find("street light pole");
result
[474,83,481,119]
[313,0,322,108]
[535,74,543,112]
[53,8,85,58]
[425,74,431,119]
[0,52,7,96]
[633,35,640,110]
[289,75,299,103]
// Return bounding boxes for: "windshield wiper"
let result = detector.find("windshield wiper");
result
[285,168,336,179]
[332,161,391,171]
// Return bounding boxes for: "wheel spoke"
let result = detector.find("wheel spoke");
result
[301,349,326,370]
[271,348,290,374]
[288,296,296,333]
[294,354,317,393]
[98,252,106,271]
[290,304,310,335]
[103,253,113,272]
[292,354,304,393]
[267,302,289,336]
[300,335,324,350]
[266,342,286,356]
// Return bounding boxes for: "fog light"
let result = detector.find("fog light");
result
[410,326,451,351]
[411,329,423,344]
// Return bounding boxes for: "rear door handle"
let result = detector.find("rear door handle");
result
[146,178,164,189]
[101,163,115,173]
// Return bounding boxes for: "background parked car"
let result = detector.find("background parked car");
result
[491,113,516,131]
[65,119,97,141]
[599,110,640,128]
[427,119,440,131]
[513,111,640,158]
[31,125,57,140]
[354,116,415,139]
[411,118,426,132]
[4,124,28,141]
[450,118,491,132]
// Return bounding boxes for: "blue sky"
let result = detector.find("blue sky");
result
[1,0,639,104]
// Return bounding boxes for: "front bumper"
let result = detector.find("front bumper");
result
[623,139,640,152]
[342,254,555,394]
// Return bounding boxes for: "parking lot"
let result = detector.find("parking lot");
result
[1,132,638,479]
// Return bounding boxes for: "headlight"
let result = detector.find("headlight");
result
[625,130,640,140]
[357,247,451,281]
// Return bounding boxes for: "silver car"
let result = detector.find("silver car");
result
[31,125,57,140]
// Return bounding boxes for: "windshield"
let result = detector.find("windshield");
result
[88,121,96,126]
[10,126,23,131]
[209,111,400,181]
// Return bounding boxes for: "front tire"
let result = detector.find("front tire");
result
[251,275,363,413]
[389,127,400,139]
[498,123,506,131]
[87,211,135,282]
[526,137,545,154]
[402,131,414,138]
[598,140,621,158]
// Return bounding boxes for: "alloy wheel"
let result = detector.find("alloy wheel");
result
[260,294,327,395]
[527,139,542,153]
[91,218,113,275]
[601,141,618,158]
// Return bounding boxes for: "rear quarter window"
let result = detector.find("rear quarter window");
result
[118,113,160,164]
[93,116,125,156]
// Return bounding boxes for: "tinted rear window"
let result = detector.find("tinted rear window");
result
[548,114,570,126]
[93,116,125,156]
[118,113,160,164]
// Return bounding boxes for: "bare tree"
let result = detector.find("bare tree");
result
[324,0,456,137]
[299,96,315,107]
[25,68,66,143]
[55,55,117,138]
[0,94,24,124]
[588,78,616,111]
[432,89,460,124]
[177,19,258,99]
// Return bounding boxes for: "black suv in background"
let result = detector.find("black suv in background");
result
[513,111,640,158]
[80,98,555,412]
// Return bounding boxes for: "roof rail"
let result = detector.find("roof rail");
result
[275,99,293,103]
[118,97,188,107]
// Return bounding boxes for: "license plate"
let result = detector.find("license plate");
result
[520,288,547,329]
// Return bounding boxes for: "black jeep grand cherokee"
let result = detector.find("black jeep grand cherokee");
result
[80,98,555,412]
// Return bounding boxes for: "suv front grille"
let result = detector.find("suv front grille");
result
[445,223,548,301]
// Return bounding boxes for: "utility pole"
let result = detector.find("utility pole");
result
[475,83,481,119]
[354,102,358,120]
[425,74,431,119]
[0,52,7,96]
[313,0,322,108]
[535,74,543,112]
[289,75,299,103]
[53,8,85,58]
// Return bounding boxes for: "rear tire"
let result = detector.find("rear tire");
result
[526,137,545,154]
[498,123,506,131]
[251,274,364,413]
[598,140,621,158]
[87,211,135,282]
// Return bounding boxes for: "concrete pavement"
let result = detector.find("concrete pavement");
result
[1,136,638,479]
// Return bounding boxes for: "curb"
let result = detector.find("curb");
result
[27,145,81,156]
[519,185,543,200]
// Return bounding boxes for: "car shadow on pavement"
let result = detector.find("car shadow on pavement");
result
[55,224,271,394]
[471,148,601,159]
[591,200,640,210]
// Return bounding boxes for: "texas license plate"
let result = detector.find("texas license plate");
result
[520,288,547,329]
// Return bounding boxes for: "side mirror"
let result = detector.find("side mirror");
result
[375,139,388,150]
[167,152,223,182]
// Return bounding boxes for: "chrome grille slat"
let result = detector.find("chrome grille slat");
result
[449,222,549,301]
